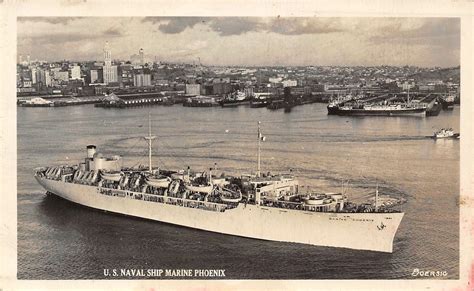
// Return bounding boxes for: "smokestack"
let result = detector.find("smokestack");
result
[86,145,97,159]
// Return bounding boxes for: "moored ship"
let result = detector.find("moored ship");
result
[18,97,54,107]
[327,93,427,117]
[219,91,250,107]
[440,94,455,110]
[34,120,405,253]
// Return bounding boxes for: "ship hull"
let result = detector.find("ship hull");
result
[220,100,250,107]
[334,108,426,116]
[426,102,442,116]
[249,101,268,108]
[327,105,339,115]
[441,101,454,110]
[36,177,404,253]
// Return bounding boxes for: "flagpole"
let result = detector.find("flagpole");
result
[257,121,261,178]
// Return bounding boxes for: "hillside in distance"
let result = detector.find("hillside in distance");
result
[409,66,460,83]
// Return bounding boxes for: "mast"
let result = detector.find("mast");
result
[257,121,261,177]
[144,113,156,173]
[407,83,410,104]
[375,182,379,212]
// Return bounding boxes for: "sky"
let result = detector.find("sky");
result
[17,17,460,67]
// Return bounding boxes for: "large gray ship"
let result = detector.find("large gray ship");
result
[328,93,427,116]
[34,120,404,253]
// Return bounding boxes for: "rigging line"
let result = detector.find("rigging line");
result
[117,136,145,161]
[155,138,187,167]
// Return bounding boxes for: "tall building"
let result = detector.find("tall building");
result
[119,64,134,87]
[131,48,148,65]
[133,73,151,87]
[53,70,69,83]
[103,42,118,84]
[139,48,144,65]
[90,70,99,83]
[282,80,297,87]
[104,42,111,66]
[35,68,46,85]
[212,83,232,95]
[70,65,81,80]
[44,71,52,87]
[31,68,37,84]
[186,84,201,95]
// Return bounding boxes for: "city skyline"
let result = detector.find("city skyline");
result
[18,17,460,67]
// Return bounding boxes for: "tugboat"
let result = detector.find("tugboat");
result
[433,128,460,139]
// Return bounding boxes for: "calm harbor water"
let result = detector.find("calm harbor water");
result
[17,103,459,279]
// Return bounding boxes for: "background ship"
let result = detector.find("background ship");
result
[219,91,250,107]
[327,92,427,116]
[439,94,455,110]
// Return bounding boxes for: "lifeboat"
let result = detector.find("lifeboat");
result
[134,175,142,187]
[211,177,229,187]
[168,180,181,195]
[303,195,325,205]
[90,171,98,183]
[47,167,56,178]
[54,167,61,178]
[82,171,92,182]
[185,183,213,194]
[73,170,82,181]
[146,175,171,188]
[328,193,343,200]
[171,172,185,180]
[119,175,129,188]
[219,188,242,203]
[101,171,122,182]
[77,171,86,180]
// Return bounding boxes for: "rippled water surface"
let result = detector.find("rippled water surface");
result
[17,103,460,279]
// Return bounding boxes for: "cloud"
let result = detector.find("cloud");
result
[19,32,96,44]
[268,18,343,35]
[103,28,123,37]
[368,18,460,45]
[17,17,460,67]
[142,17,207,34]
[209,18,265,36]
[142,17,344,36]
[17,17,82,25]
[19,27,123,46]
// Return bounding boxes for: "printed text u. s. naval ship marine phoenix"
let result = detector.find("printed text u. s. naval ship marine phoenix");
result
[34,117,404,253]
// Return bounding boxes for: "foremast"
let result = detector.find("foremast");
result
[257,121,261,177]
[144,113,156,173]
[257,121,266,177]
